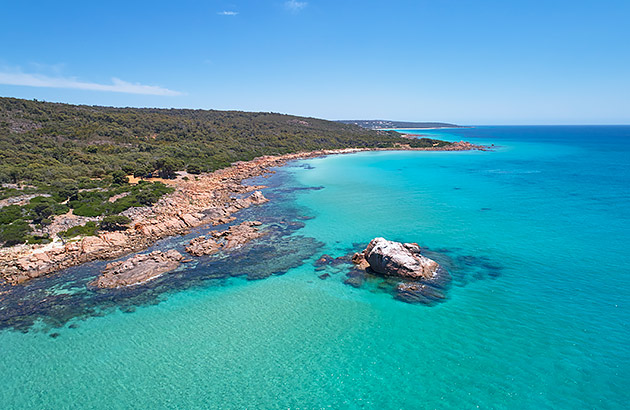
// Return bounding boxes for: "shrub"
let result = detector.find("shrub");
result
[53,179,79,201]
[111,170,129,186]
[187,163,202,174]
[99,215,131,231]
[155,157,181,179]
[0,220,32,246]
[0,205,24,225]
[59,221,98,238]
[27,234,51,245]
[30,203,54,223]
[72,203,105,217]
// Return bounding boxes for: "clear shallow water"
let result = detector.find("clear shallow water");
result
[1,126,629,409]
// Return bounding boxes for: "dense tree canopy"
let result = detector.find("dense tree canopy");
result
[0,96,451,185]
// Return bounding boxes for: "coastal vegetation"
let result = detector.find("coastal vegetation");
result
[0,96,450,185]
[0,178,173,246]
[0,96,452,246]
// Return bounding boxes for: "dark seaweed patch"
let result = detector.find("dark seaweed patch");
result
[423,248,504,287]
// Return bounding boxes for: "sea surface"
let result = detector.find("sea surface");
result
[1,126,629,409]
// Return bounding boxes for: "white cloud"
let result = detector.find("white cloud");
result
[285,0,307,12]
[218,11,238,16]
[0,71,183,96]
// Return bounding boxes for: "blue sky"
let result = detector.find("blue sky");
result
[1,0,629,124]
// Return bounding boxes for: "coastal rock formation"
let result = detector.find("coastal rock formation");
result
[91,249,185,288]
[186,220,265,256]
[351,252,370,270]
[221,220,264,249]
[1,147,485,286]
[337,238,450,305]
[0,161,280,285]
[343,269,366,288]
[362,237,440,279]
[186,236,221,257]
[248,190,269,205]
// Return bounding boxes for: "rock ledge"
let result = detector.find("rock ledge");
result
[186,221,265,256]
[91,249,185,288]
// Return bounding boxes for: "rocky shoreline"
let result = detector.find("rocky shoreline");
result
[88,220,268,288]
[0,143,487,286]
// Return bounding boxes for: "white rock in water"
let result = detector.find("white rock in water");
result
[363,237,439,280]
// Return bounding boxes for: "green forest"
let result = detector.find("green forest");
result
[0,96,450,184]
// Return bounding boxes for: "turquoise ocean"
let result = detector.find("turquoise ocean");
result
[1,126,628,409]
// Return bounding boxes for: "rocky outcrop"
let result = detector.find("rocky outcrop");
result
[351,252,370,270]
[91,249,185,288]
[248,190,269,205]
[395,282,447,304]
[186,236,221,257]
[186,221,265,256]
[342,238,449,305]
[221,221,264,249]
[0,193,51,208]
[361,237,440,279]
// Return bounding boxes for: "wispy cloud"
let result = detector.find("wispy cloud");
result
[218,11,239,16]
[0,71,183,96]
[285,0,307,12]
[28,62,66,75]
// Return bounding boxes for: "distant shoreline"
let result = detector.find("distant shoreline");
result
[383,126,473,131]
[337,120,462,129]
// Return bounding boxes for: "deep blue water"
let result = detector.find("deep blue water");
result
[0,126,628,409]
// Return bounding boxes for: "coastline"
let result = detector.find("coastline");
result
[0,142,487,286]
[379,127,473,131]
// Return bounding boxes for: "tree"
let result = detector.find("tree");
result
[0,220,32,246]
[187,163,202,174]
[31,203,54,224]
[121,164,135,174]
[155,157,181,179]
[133,164,153,178]
[0,205,23,225]
[54,179,79,201]
[5,166,21,184]
[99,215,132,231]
[111,170,129,185]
